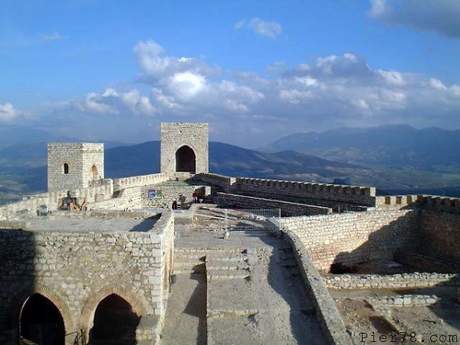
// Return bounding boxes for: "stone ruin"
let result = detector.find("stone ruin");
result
[0,122,459,345]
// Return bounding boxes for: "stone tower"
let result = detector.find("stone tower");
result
[47,143,105,192]
[160,123,209,175]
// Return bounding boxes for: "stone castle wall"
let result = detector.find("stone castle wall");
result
[113,173,170,192]
[0,210,174,345]
[47,143,104,192]
[278,210,419,272]
[234,177,377,206]
[193,173,236,193]
[217,192,332,216]
[419,210,460,264]
[0,180,114,220]
[283,231,353,345]
[141,184,198,209]
[160,123,209,174]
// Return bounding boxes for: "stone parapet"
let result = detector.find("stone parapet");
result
[235,177,376,206]
[323,273,460,290]
[113,173,170,191]
[284,231,353,345]
[217,192,332,216]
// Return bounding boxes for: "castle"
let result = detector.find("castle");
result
[0,123,459,345]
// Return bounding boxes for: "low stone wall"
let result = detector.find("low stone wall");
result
[284,231,352,345]
[419,210,460,265]
[366,295,439,309]
[278,210,419,272]
[0,210,174,345]
[217,192,332,216]
[113,173,170,192]
[0,180,114,220]
[141,183,199,209]
[235,177,376,207]
[193,173,236,192]
[323,273,460,290]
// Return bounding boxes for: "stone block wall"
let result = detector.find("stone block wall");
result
[160,123,209,174]
[0,210,174,345]
[418,210,460,264]
[193,173,236,193]
[113,173,170,192]
[234,177,377,207]
[141,183,198,209]
[324,272,460,290]
[278,210,419,272]
[217,192,332,216]
[284,231,353,345]
[0,181,114,220]
[48,143,104,192]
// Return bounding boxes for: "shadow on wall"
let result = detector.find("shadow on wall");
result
[327,212,419,274]
[0,229,69,345]
[88,294,140,345]
[256,234,329,344]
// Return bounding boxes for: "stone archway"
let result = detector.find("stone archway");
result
[4,284,75,344]
[79,286,150,333]
[175,145,196,173]
[20,293,66,345]
[90,294,140,344]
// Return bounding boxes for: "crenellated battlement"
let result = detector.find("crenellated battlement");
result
[234,177,376,206]
[113,173,170,191]
[376,194,460,213]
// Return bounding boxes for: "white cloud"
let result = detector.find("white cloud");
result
[40,32,67,41]
[0,103,20,122]
[368,0,460,38]
[235,18,282,38]
[84,88,156,116]
[134,40,265,115]
[429,78,448,90]
[18,41,460,146]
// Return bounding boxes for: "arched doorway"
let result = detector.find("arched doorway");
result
[91,165,98,180]
[90,294,140,344]
[20,293,65,345]
[175,146,196,173]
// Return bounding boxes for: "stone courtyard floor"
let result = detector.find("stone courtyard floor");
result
[160,210,328,345]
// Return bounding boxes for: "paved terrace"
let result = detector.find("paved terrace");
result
[161,208,329,345]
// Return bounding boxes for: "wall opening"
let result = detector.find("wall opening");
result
[63,163,69,175]
[20,293,65,345]
[90,294,140,344]
[91,165,98,180]
[175,145,196,173]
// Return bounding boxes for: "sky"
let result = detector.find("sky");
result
[1,0,460,148]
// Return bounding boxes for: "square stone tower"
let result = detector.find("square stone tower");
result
[47,143,105,192]
[160,123,209,175]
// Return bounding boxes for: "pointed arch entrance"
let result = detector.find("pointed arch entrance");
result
[89,294,140,344]
[175,145,196,173]
[20,293,65,345]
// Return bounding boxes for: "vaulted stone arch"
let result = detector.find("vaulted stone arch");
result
[4,283,75,339]
[79,286,151,332]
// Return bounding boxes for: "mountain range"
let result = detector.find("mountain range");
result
[261,125,460,173]
[1,124,460,205]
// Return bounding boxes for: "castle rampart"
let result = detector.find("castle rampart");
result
[0,210,174,345]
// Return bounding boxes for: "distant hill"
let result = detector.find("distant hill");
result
[104,141,363,179]
[0,125,76,148]
[2,133,460,205]
[261,125,460,173]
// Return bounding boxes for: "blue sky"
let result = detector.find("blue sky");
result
[1,0,460,147]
